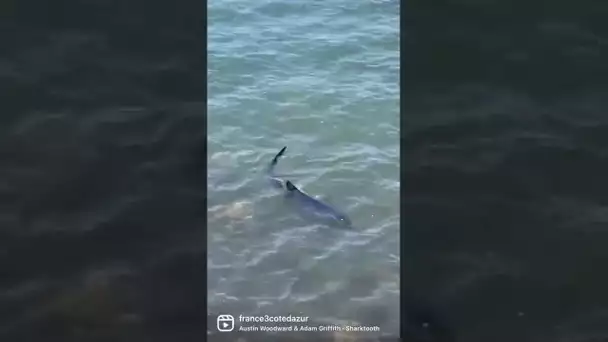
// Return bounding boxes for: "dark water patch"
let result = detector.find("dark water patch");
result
[403,85,608,340]
[404,1,608,331]
[2,0,205,339]
[2,0,204,118]
[0,251,207,341]
[406,0,608,98]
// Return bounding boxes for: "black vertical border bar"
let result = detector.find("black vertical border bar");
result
[399,0,406,340]
[0,0,209,339]
[203,0,209,336]
[399,1,455,341]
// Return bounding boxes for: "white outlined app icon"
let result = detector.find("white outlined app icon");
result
[217,314,234,332]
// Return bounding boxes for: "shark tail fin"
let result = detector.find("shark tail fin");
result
[272,146,287,164]
[268,146,287,175]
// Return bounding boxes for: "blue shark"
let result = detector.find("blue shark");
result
[265,146,352,229]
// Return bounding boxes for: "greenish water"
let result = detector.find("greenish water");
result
[207,0,400,336]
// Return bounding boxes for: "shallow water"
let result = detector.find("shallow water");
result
[207,0,400,337]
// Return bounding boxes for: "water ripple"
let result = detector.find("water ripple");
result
[208,0,398,334]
